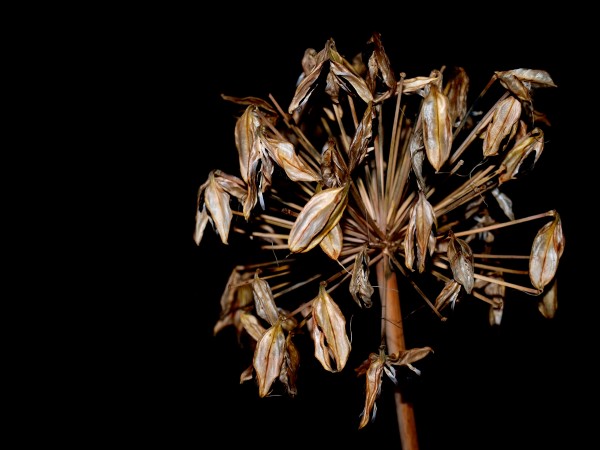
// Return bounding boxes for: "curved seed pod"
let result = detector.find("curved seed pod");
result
[311,283,351,372]
[288,185,349,254]
[530,212,565,291]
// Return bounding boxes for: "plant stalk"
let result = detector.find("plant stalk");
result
[376,257,419,450]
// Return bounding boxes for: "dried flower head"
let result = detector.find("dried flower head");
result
[193,32,563,433]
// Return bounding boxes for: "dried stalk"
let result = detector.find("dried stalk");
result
[377,256,419,450]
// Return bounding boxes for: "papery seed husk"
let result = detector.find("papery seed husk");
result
[234,106,261,184]
[240,311,267,342]
[349,246,374,308]
[422,84,452,172]
[260,132,320,182]
[447,231,475,294]
[205,171,232,245]
[319,223,343,260]
[252,272,280,326]
[288,185,349,253]
[538,279,558,319]
[491,187,515,221]
[434,279,461,311]
[330,59,374,104]
[499,128,544,184]
[387,347,434,366]
[279,334,300,397]
[489,301,504,326]
[193,204,210,246]
[443,67,469,127]
[348,102,374,172]
[312,283,351,372]
[529,212,565,291]
[482,96,522,157]
[358,353,385,429]
[412,192,437,273]
[254,323,286,398]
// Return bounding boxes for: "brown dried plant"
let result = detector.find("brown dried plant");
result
[193,32,564,449]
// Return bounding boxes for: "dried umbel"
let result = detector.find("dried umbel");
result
[194,32,563,433]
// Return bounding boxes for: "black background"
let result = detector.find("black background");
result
[102,19,588,450]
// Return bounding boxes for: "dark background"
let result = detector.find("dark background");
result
[105,22,587,450]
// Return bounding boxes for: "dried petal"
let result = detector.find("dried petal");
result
[489,300,504,326]
[321,138,348,188]
[204,170,232,244]
[193,204,211,246]
[348,102,374,172]
[443,67,469,127]
[538,279,558,319]
[319,223,343,260]
[387,347,434,367]
[404,192,437,273]
[357,352,385,429]
[288,185,349,253]
[499,128,545,184]
[529,212,565,291]
[260,132,320,182]
[253,323,286,397]
[482,96,522,157]
[447,230,474,294]
[421,83,452,171]
[330,59,374,104]
[408,127,426,191]
[234,106,261,184]
[434,279,461,312]
[401,74,441,95]
[220,93,277,114]
[311,283,351,372]
[365,32,396,102]
[288,57,328,114]
[495,68,557,102]
[240,311,267,342]
[491,187,515,221]
[252,272,280,326]
[349,246,374,308]
[279,334,300,397]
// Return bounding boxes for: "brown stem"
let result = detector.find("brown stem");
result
[376,257,419,450]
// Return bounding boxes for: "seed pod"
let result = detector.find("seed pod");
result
[288,185,349,254]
